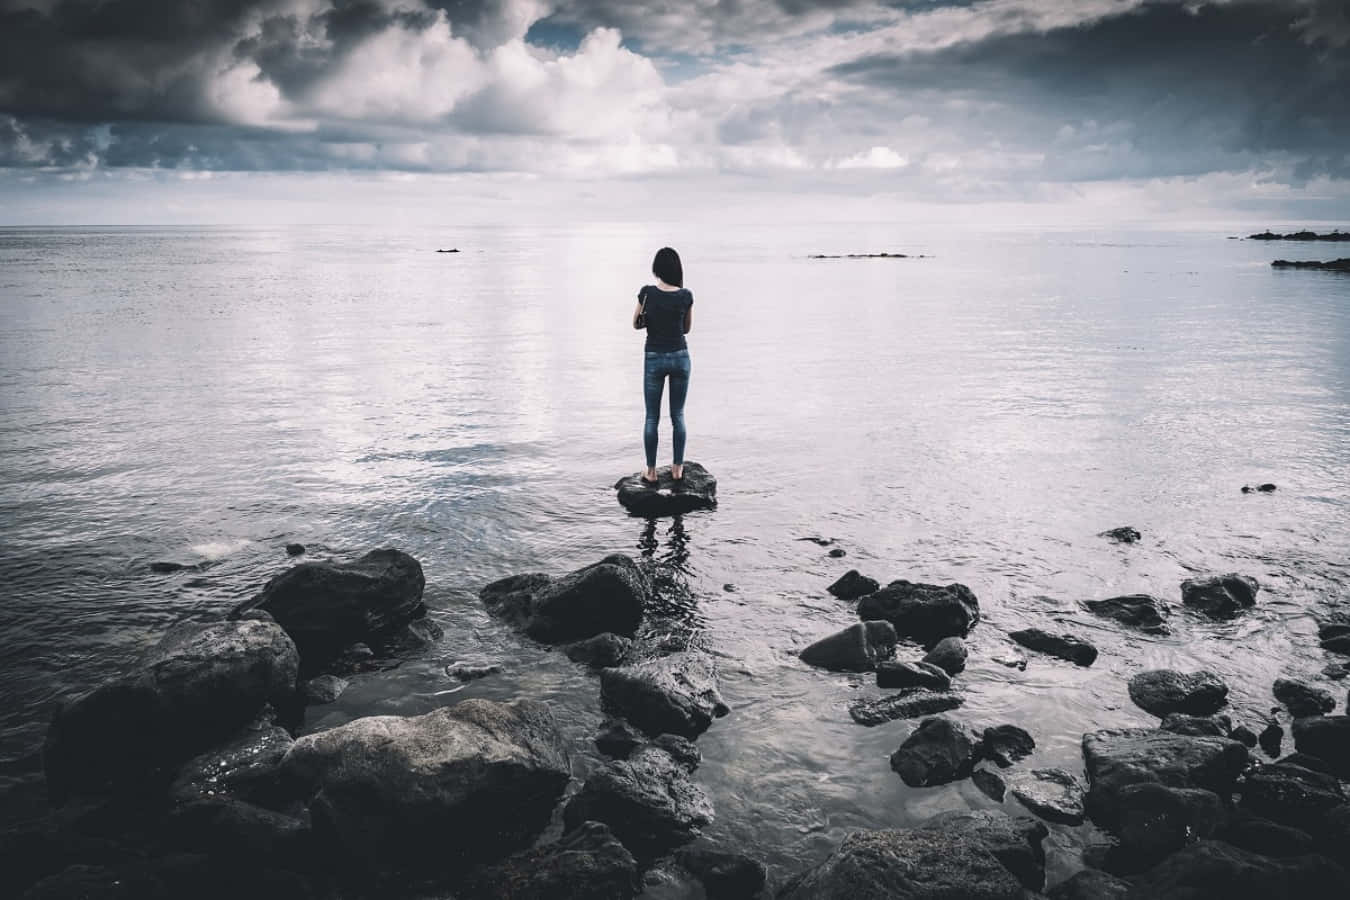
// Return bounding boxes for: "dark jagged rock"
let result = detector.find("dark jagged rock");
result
[595,717,648,759]
[828,570,880,600]
[1271,258,1350,271]
[301,675,347,705]
[1046,869,1130,899]
[481,555,650,644]
[1010,768,1085,825]
[285,543,305,556]
[1273,678,1336,717]
[799,621,897,672]
[856,580,980,645]
[651,734,701,772]
[1129,839,1350,898]
[457,821,640,900]
[280,699,570,875]
[1084,594,1170,634]
[1291,716,1350,778]
[562,746,713,861]
[614,462,717,516]
[566,632,634,668]
[1260,722,1284,757]
[231,548,426,670]
[169,716,294,806]
[43,619,300,800]
[849,688,964,726]
[1128,669,1229,717]
[981,724,1035,768]
[1222,813,1317,858]
[890,716,976,787]
[1250,230,1350,241]
[1231,724,1258,747]
[1009,628,1097,667]
[1082,728,1247,829]
[1100,526,1141,544]
[973,767,1008,802]
[876,660,951,690]
[600,651,729,738]
[1160,713,1232,738]
[922,636,967,674]
[1240,761,1346,831]
[676,845,767,900]
[1181,573,1259,619]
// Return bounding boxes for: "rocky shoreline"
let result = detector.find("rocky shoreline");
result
[1249,230,1350,241]
[1271,258,1350,272]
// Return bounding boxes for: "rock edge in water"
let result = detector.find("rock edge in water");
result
[614,462,717,516]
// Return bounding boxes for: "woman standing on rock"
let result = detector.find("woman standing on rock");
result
[632,247,694,485]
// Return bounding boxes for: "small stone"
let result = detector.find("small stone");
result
[566,633,633,668]
[993,651,1028,670]
[722,583,736,593]
[1009,628,1098,667]
[285,543,305,556]
[1258,483,1276,492]
[982,724,1036,767]
[302,674,348,705]
[876,660,952,691]
[849,688,964,726]
[972,767,1007,802]
[1100,526,1141,544]
[1272,678,1335,717]
[1259,722,1284,757]
[827,547,846,558]
[446,663,502,682]
[890,716,976,787]
[922,636,967,675]
[827,570,879,600]
[1010,768,1086,825]
[1128,669,1229,717]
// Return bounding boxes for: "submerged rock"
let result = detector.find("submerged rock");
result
[890,716,976,787]
[1291,716,1350,778]
[600,651,729,738]
[163,796,310,862]
[856,580,980,645]
[1111,782,1230,865]
[1273,678,1336,717]
[1100,526,1141,544]
[828,570,880,600]
[614,462,717,516]
[981,724,1036,768]
[231,548,426,670]
[446,663,502,682]
[1181,573,1259,619]
[1084,594,1170,634]
[876,660,951,690]
[1010,768,1086,825]
[43,618,299,800]
[1222,814,1317,858]
[799,621,897,672]
[481,554,650,644]
[1009,628,1097,667]
[922,636,967,675]
[849,688,964,726]
[676,845,767,900]
[1128,669,1229,717]
[457,821,640,900]
[285,543,306,557]
[281,698,570,874]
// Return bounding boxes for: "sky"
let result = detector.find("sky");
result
[1,0,1348,225]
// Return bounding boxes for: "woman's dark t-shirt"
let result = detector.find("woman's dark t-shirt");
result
[640,285,693,352]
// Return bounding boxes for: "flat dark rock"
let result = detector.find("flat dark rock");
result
[828,570,879,600]
[1009,768,1085,825]
[1084,594,1170,634]
[614,462,716,516]
[1181,573,1259,619]
[973,766,1008,802]
[849,687,964,726]
[1250,230,1350,241]
[1129,839,1350,898]
[857,581,980,645]
[981,724,1036,767]
[808,251,923,259]
[1128,669,1229,717]
[1291,715,1350,778]
[1273,678,1335,717]
[799,621,897,672]
[1160,713,1231,738]
[1239,761,1346,831]
[1009,628,1097,667]
[876,660,951,691]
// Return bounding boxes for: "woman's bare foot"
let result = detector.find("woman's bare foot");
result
[641,467,659,484]
[671,463,684,481]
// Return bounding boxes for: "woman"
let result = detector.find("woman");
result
[632,247,694,484]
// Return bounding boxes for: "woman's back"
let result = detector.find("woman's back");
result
[641,286,693,352]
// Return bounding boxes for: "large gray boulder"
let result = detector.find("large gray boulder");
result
[799,621,897,672]
[856,580,980,645]
[281,698,570,874]
[600,652,729,738]
[43,619,299,800]
[1181,573,1259,619]
[231,548,426,669]
[1128,670,1229,717]
[614,462,717,516]
[481,555,650,644]
[457,821,640,900]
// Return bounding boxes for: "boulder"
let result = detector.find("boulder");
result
[828,570,880,600]
[1240,762,1346,832]
[1181,573,1259,619]
[1230,724,1258,747]
[1008,628,1097,667]
[1082,728,1247,829]
[481,555,650,644]
[799,621,897,672]
[1222,813,1317,858]
[595,718,648,759]
[1084,595,1170,634]
[856,581,980,645]
[981,724,1036,768]
[600,652,729,738]
[281,699,570,874]
[566,633,634,668]
[849,688,964,726]
[1046,869,1130,899]
[890,716,976,787]
[1160,713,1232,738]
[876,660,952,690]
[1110,782,1229,866]
[1260,722,1284,757]
[231,548,426,670]
[922,809,1049,891]
[676,846,767,900]
[614,463,717,516]
[1009,768,1085,825]
[1129,839,1350,898]
[973,767,1008,802]
[43,619,299,800]
[1273,679,1336,717]
[651,734,701,772]
[922,636,967,674]
[1099,526,1141,544]
[562,746,713,860]
[1128,670,1229,717]
[301,675,347,705]
[457,821,640,900]
[1291,716,1350,778]
[168,717,294,806]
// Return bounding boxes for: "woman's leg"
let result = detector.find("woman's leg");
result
[668,352,690,471]
[643,354,665,473]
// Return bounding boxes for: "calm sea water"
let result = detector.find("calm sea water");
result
[2,223,1349,886]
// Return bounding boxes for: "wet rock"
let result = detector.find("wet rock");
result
[828,570,880,600]
[1181,573,1260,619]
[379,616,442,654]
[1319,620,1350,641]
[285,543,305,557]
[856,580,980,645]
[281,698,570,874]
[828,547,847,558]
[1278,752,1337,775]
[849,688,964,726]
[1082,728,1247,829]
[1222,813,1317,858]
[974,767,1008,802]
[1274,678,1336,717]
[876,660,951,690]
[566,633,634,668]
[614,462,717,516]
[457,821,640,900]
[1129,839,1350,898]
[1128,669,1229,717]
[1111,782,1229,865]
[1230,724,1258,747]
[1084,594,1170,634]
[1240,761,1346,831]
[1046,869,1130,899]
[595,718,648,759]
[922,636,967,674]
[302,675,348,705]
[1100,526,1141,544]
[676,845,767,900]
[890,716,976,787]
[163,796,310,861]
[1160,713,1232,738]
[651,734,701,772]
[230,548,426,671]
[600,651,729,738]
[446,663,501,682]
[1322,634,1350,655]
[981,724,1036,768]
[481,555,650,644]
[1291,716,1350,778]
[150,561,193,574]
[925,809,1049,891]
[562,746,713,861]
[1009,628,1097,667]
[1260,722,1284,757]
[169,717,294,806]
[1010,768,1085,825]
[43,619,300,800]
[799,621,897,672]
[1323,662,1350,680]
[992,650,1027,670]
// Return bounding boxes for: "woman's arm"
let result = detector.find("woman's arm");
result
[683,305,693,334]
[633,301,646,329]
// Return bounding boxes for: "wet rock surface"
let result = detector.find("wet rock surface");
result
[1291,716,1350,777]
[1128,669,1229,717]
[855,580,980,645]
[798,621,897,672]
[1273,678,1335,717]
[600,651,729,738]
[921,636,967,674]
[457,821,640,900]
[1009,768,1085,825]
[1159,712,1232,737]
[1084,594,1170,634]
[566,632,634,668]
[1082,728,1247,829]
[481,555,651,644]
[1009,628,1097,666]
[1181,573,1260,619]
[876,660,951,690]
[980,724,1036,767]
[168,716,294,806]
[1046,868,1130,899]
[1129,839,1350,898]
[973,767,1008,802]
[827,569,879,600]
[1239,760,1346,832]
[849,687,964,726]
[301,675,347,705]
[614,462,717,516]
[890,716,976,787]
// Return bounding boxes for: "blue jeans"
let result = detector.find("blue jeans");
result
[643,349,690,469]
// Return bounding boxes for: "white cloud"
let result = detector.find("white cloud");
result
[832,146,909,169]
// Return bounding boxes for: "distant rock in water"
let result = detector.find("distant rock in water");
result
[149,560,197,573]
[799,621,897,672]
[827,547,846,558]
[1250,230,1350,241]
[480,554,650,644]
[856,580,980,645]
[827,569,880,600]
[849,687,964,726]
[1271,258,1350,271]
[1009,628,1097,667]
[1128,669,1229,717]
[808,251,928,259]
[435,248,460,253]
[614,462,717,516]
[1099,526,1141,543]
[1084,594,1170,634]
[285,543,305,556]
[1241,483,1277,493]
[1181,573,1259,619]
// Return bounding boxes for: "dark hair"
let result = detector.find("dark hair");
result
[652,247,683,287]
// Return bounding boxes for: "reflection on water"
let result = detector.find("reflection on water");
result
[1,224,1349,886]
